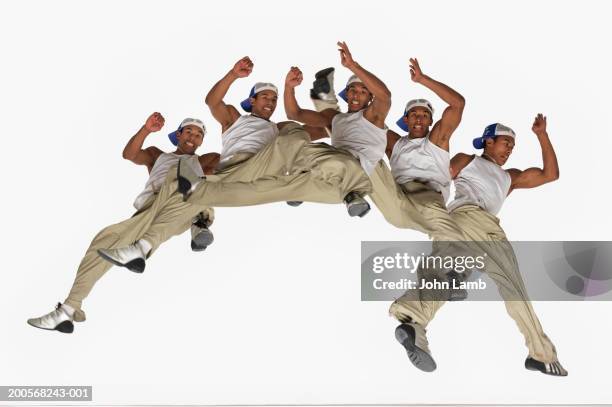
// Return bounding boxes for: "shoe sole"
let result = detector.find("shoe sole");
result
[191,241,207,252]
[315,67,335,79]
[348,202,371,217]
[525,358,568,376]
[448,289,468,301]
[97,249,145,273]
[286,201,303,207]
[447,271,468,301]
[191,230,214,252]
[395,324,437,372]
[27,320,74,334]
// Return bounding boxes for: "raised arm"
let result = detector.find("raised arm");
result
[284,66,337,128]
[507,114,559,193]
[411,58,465,151]
[122,112,164,172]
[205,57,251,132]
[338,41,391,125]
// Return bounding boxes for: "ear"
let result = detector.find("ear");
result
[402,116,409,125]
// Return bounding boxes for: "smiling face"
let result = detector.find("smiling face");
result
[404,107,433,138]
[250,90,278,119]
[484,135,515,165]
[175,124,204,155]
[346,82,372,112]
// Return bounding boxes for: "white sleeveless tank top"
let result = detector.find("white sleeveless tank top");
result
[447,155,512,216]
[389,135,451,202]
[133,153,203,210]
[219,115,278,164]
[331,110,387,175]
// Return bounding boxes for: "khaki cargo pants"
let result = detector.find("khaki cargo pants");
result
[63,123,371,321]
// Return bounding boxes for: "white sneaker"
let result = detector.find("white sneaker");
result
[27,303,74,333]
[97,240,149,273]
[395,323,437,372]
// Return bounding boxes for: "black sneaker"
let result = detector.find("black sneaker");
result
[310,67,336,101]
[446,270,468,301]
[525,357,568,376]
[191,214,214,252]
[177,157,205,200]
[344,192,370,217]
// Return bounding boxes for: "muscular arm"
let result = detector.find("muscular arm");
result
[338,42,391,126]
[450,153,474,179]
[385,129,401,159]
[122,112,165,172]
[411,58,465,151]
[507,114,559,193]
[284,67,337,128]
[199,152,221,175]
[205,57,252,132]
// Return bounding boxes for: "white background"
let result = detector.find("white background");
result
[1,0,612,405]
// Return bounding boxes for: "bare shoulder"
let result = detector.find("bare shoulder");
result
[450,153,474,179]
[199,152,221,165]
[199,152,221,175]
[506,167,522,182]
[145,146,164,159]
[227,104,241,122]
[322,108,340,123]
[144,146,164,168]
[387,129,401,142]
[220,104,241,133]
[363,105,386,128]
[451,152,473,164]
[385,129,401,159]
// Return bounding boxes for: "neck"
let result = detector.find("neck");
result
[481,153,499,166]
[174,148,195,156]
[250,113,270,122]
[346,106,365,114]
[408,130,429,139]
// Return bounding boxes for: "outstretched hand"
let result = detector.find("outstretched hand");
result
[232,56,254,78]
[337,41,357,69]
[285,66,303,88]
[144,112,165,132]
[532,113,547,135]
[409,58,424,83]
